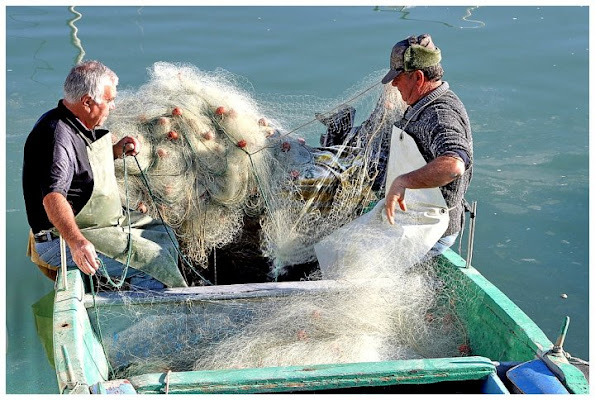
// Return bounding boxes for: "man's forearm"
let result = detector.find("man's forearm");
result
[42,192,99,275]
[396,155,465,189]
[42,192,86,246]
[385,155,465,223]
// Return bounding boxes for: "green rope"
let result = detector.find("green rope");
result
[93,151,134,289]
[132,155,213,286]
[88,151,135,379]
[89,275,116,378]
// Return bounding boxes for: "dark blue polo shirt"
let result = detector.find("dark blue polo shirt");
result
[22,100,110,233]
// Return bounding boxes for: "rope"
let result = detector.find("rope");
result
[95,151,134,289]
[67,6,86,64]
[283,81,382,137]
[248,80,382,156]
[164,370,172,394]
[89,275,116,379]
[567,354,589,366]
[132,155,213,286]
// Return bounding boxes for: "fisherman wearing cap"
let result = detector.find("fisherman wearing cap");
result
[381,34,473,256]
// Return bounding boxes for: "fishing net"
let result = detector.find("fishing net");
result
[89,256,466,378]
[87,62,468,378]
[108,62,403,282]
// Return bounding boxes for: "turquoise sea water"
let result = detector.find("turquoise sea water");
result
[4,6,589,393]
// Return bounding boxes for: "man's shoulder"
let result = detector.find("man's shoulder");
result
[442,89,466,107]
[425,85,463,106]
[31,106,72,132]
[425,89,469,122]
[26,108,81,153]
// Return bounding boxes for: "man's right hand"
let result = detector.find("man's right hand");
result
[385,176,408,225]
[43,192,100,276]
[70,237,99,275]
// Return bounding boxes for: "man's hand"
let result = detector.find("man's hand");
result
[385,177,407,225]
[43,192,99,275]
[113,135,141,159]
[384,155,465,224]
[69,237,100,275]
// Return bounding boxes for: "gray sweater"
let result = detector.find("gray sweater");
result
[394,82,473,237]
[320,82,473,237]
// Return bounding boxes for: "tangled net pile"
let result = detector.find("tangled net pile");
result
[94,254,469,377]
[94,62,468,377]
[109,62,403,281]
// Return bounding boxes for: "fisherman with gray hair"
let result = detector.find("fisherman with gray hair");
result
[381,34,473,256]
[23,60,186,288]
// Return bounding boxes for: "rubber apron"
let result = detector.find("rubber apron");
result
[60,128,187,288]
[314,126,449,279]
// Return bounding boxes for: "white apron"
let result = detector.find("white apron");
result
[58,124,187,287]
[314,126,449,279]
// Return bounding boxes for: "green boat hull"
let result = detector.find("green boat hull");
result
[51,249,588,394]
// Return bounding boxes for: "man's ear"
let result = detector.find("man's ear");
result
[81,94,93,107]
[414,70,426,87]
[414,70,424,82]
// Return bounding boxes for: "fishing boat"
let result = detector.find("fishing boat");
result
[50,245,589,395]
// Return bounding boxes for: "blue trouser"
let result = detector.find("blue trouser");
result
[426,232,459,259]
[35,239,165,290]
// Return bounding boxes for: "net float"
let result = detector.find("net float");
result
[157,148,168,158]
[137,202,148,214]
[265,128,276,137]
[168,130,179,140]
[458,344,471,355]
[172,107,183,116]
[297,329,308,341]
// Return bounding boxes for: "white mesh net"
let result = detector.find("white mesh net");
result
[90,62,468,378]
[109,62,405,281]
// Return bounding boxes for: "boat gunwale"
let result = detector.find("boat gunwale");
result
[126,355,497,394]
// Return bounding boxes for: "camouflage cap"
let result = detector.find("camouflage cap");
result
[381,34,442,84]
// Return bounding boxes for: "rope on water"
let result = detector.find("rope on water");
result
[67,6,86,64]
